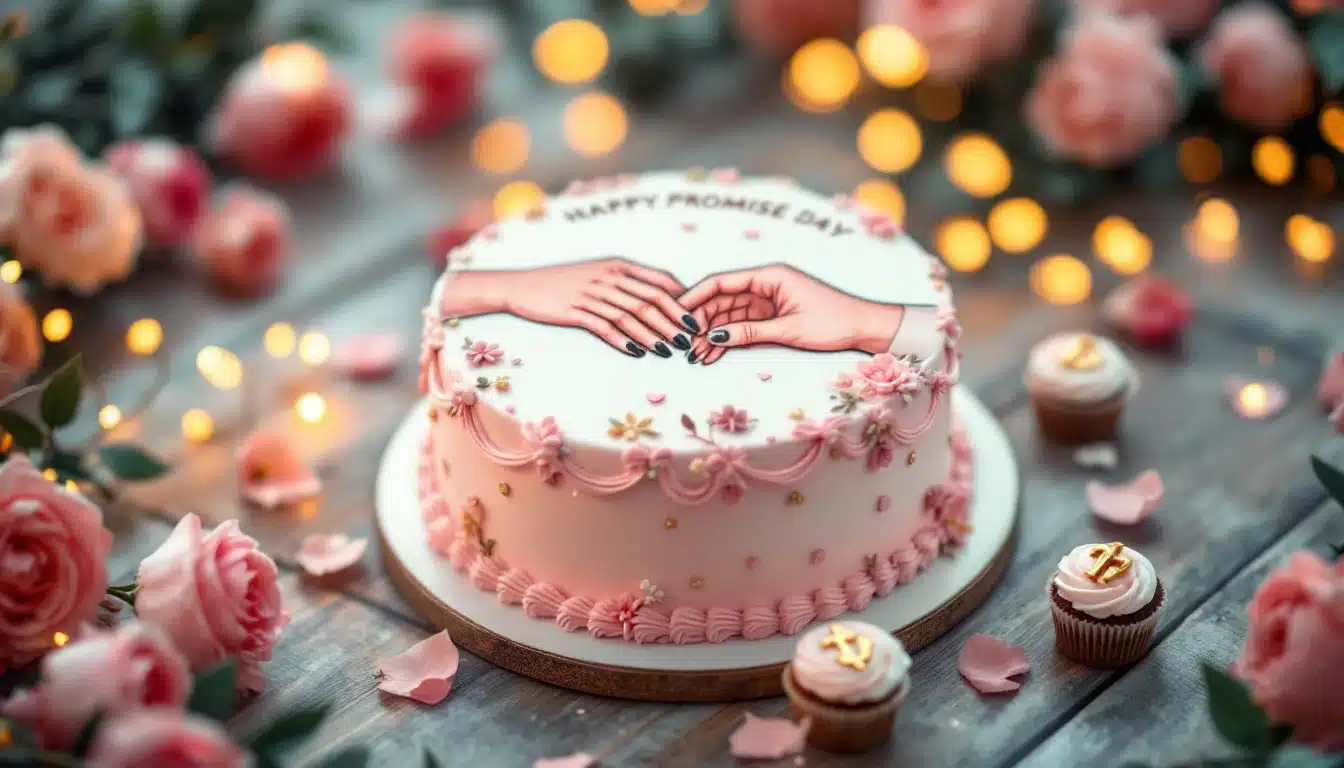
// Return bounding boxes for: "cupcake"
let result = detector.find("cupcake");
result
[1024,332,1138,444]
[1048,541,1164,667]
[781,620,910,753]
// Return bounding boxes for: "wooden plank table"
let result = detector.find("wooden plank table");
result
[13,3,1343,765]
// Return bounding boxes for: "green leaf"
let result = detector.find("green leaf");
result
[1269,745,1344,768]
[187,659,238,721]
[99,443,170,481]
[289,16,352,54]
[1308,13,1344,94]
[1202,662,1271,750]
[248,703,331,755]
[424,749,443,768]
[46,450,91,482]
[1179,59,1215,108]
[72,711,104,757]
[1312,455,1344,509]
[1268,724,1295,747]
[39,357,82,429]
[0,409,44,450]
[316,745,372,768]
[124,0,164,51]
[184,0,260,35]
[109,58,163,138]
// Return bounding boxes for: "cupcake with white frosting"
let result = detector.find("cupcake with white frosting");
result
[1024,332,1139,444]
[781,620,910,752]
[1048,541,1164,667]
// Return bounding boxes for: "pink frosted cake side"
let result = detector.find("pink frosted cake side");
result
[416,170,972,645]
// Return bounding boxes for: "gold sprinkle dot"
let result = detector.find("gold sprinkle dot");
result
[495,376,511,392]
[787,490,805,506]
[447,318,460,328]
[789,409,805,421]
[663,517,678,530]
[932,279,946,291]
[428,407,439,422]
[689,458,707,473]
[906,451,917,466]
[42,468,57,482]
[52,631,70,647]
[686,167,707,180]
[498,483,511,497]
[689,576,705,589]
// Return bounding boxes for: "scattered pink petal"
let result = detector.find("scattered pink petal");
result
[744,229,760,240]
[296,533,367,577]
[958,634,1030,694]
[534,754,595,768]
[682,222,696,232]
[1086,470,1164,525]
[511,357,523,366]
[332,332,404,380]
[238,429,322,509]
[757,372,772,382]
[1224,377,1289,420]
[1072,443,1119,470]
[646,392,666,405]
[729,713,810,760]
[378,631,460,704]
[1318,352,1344,411]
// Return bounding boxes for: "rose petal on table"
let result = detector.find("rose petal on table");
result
[1072,443,1118,470]
[296,534,367,577]
[378,631,460,704]
[333,332,404,380]
[1318,352,1344,411]
[1086,470,1164,525]
[728,713,809,760]
[1224,377,1289,420]
[534,753,596,768]
[958,633,1029,694]
[238,429,322,509]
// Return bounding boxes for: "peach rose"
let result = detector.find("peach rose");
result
[136,514,289,692]
[192,187,291,298]
[1071,0,1218,37]
[86,710,249,768]
[1,622,190,749]
[0,456,113,669]
[867,0,1034,82]
[1026,13,1182,167]
[732,0,861,55]
[1233,552,1344,751]
[0,281,41,388]
[1197,5,1314,132]
[104,139,212,249]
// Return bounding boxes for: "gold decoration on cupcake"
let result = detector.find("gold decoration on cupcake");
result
[1085,541,1132,584]
[1060,334,1103,371]
[787,490,805,506]
[498,482,511,497]
[689,575,705,589]
[663,517,678,530]
[820,623,874,671]
[906,451,916,466]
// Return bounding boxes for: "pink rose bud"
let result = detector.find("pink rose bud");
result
[1,622,190,749]
[1197,4,1314,131]
[867,0,1035,83]
[1026,12,1182,167]
[193,186,291,298]
[427,200,492,268]
[136,514,290,692]
[732,0,861,55]
[0,281,41,391]
[86,710,249,768]
[0,456,113,669]
[384,12,497,138]
[1071,0,1218,38]
[104,139,212,249]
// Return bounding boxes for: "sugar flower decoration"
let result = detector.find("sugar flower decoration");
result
[464,339,503,367]
[1086,469,1164,525]
[728,713,810,760]
[958,633,1030,694]
[607,412,658,442]
[1101,275,1192,347]
[295,533,367,577]
[332,332,403,380]
[854,353,923,401]
[639,579,665,605]
[237,429,321,509]
[707,405,752,433]
[378,631,460,705]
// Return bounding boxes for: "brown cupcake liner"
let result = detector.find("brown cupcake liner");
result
[780,666,905,753]
[1047,580,1163,667]
[1030,394,1126,445]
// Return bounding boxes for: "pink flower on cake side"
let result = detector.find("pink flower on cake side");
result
[522,417,566,485]
[925,482,972,546]
[867,438,895,471]
[1070,0,1217,37]
[104,139,211,249]
[622,444,673,475]
[1232,551,1344,750]
[732,0,861,55]
[1197,5,1314,132]
[855,353,923,401]
[136,514,289,692]
[449,385,477,413]
[0,281,41,391]
[708,405,752,433]
[1102,274,1193,347]
[0,457,112,670]
[1,622,190,749]
[867,0,1034,83]
[1026,12,1181,167]
[465,340,503,367]
[86,710,248,768]
[193,187,291,298]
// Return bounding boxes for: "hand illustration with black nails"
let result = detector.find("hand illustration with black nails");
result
[680,265,907,364]
[436,258,698,358]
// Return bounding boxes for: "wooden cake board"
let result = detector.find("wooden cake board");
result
[376,387,1019,702]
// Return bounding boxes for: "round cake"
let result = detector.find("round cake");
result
[416,169,972,645]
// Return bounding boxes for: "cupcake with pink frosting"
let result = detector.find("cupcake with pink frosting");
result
[1025,332,1138,444]
[1048,541,1164,667]
[781,620,910,753]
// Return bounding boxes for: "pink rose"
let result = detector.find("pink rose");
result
[385,13,496,138]
[855,353,922,400]
[1026,13,1182,167]
[867,0,1034,82]
[1071,0,1218,37]
[1,622,190,749]
[0,281,40,390]
[732,0,861,55]
[136,514,289,692]
[86,710,249,768]
[193,187,291,298]
[1101,274,1193,347]
[867,438,895,471]
[1197,5,1314,132]
[1233,552,1344,750]
[0,456,113,669]
[104,139,212,249]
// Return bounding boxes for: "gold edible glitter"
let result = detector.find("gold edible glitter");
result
[787,490,805,506]
[428,407,439,422]
[446,318,460,328]
[947,518,972,536]
[664,517,678,530]
[498,483,511,497]
[906,451,917,466]
[1085,541,1132,584]
[1060,334,1103,371]
[820,623,874,671]
[494,376,511,392]
[689,576,705,589]
[689,458,707,474]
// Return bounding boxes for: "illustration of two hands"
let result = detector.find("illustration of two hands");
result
[438,258,907,362]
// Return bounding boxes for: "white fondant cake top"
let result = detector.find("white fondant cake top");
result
[426,170,956,451]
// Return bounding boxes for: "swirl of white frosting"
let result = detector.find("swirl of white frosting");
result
[790,620,910,704]
[1053,543,1157,619]
[1024,333,1137,405]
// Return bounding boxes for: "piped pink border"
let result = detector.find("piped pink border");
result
[418,421,973,646]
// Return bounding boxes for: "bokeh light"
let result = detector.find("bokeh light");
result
[471,119,530,175]
[858,109,922,173]
[852,179,906,226]
[53,631,69,647]
[788,39,860,113]
[261,43,329,94]
[197,346,242,390]
[533,20,608,85]
[945,133,1011,198]
[563,92,628,157]
[42,309,71,342]
[181,409,214,443]
[1252,137,1294,186]
[1322,103,1344,152]
[913,82,961,122]
[265,323,296,358]
[1196,199,1239,245]
[1286,214,1334,263]
[0,260,20,283]
[125,318,162,356]
[935,217,992,273]
[296,392,327,423]
[493,181,547,220]
[1092,217,1151,275]
[628,0,677,14]
[987,198,1047,254]
[98,404,121,430]
[1178,136,1221,184]
[855,25,927,88]
[1030,254,1092,305]
[298,331,331,366]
